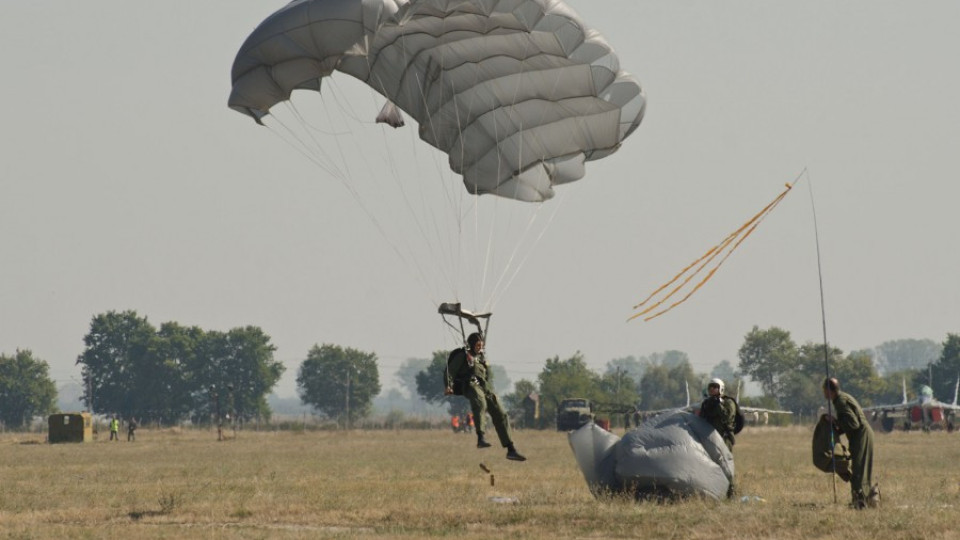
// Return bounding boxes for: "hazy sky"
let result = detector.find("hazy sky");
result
[2,1,958,398]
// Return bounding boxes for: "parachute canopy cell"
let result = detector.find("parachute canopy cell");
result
[229,0,645,202]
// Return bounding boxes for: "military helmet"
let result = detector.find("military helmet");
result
[708,378,725,395]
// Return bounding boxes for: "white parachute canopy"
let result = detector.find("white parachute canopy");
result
[229,0,645,203]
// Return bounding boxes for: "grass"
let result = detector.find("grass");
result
[1,425,959,539]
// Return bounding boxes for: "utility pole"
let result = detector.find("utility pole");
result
[210,385,223,441]
[344,367,351,431]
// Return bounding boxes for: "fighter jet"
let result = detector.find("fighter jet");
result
[633,381,792,426]
[864,377,960,432]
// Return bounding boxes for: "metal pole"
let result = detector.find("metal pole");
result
[806,171,838,504]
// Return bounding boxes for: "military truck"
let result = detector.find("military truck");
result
[556,398,595,431]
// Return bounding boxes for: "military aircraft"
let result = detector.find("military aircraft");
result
[864,377,960,432]
[632,381,792,426]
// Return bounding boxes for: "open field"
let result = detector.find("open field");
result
[2,425,960,539]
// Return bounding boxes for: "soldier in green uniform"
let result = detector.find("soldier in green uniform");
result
[445,333,526,461]
[699,378,737,498]
[823,377,879,509]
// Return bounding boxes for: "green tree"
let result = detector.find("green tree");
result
[598,368,638,407]
[0,350,57,429]
[648,350,690,370]
[710,359,737,383]
[503,379,539,429]
[76,310,157,417]
[874,338,942,375]
[537,353,601,426]
[777,371,821,415]
[639,360,696,410]
[297,344,380,427]
[930,334,960,403]
[605,356,649,389]
[414,350,471,417]
[737,326,797,396]
[148,322,204,423]
[395,358,429,395]
[832,349,883,405]
[190,327,284,423]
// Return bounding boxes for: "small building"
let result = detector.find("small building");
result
[48,412,93,443]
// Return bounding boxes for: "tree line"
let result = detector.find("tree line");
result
[2,310,958,430]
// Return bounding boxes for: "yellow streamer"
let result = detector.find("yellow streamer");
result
[628,183,794,322]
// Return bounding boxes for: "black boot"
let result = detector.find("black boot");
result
[477,433,492,448]
[506,444,526,461]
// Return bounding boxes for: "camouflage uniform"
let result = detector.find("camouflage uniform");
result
[832,391,874,507]
[699,395,737,497]
[446,348,514,448]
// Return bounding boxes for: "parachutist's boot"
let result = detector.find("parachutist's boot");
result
[849,491,867,510]
[477,433,492,448]
[506,444,526,461]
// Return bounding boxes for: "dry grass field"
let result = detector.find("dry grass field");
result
[1,424,959,539]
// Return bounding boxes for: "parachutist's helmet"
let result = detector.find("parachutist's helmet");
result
[708,378,725,395]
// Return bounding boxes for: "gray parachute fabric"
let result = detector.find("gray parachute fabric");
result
[569,411,734,501]
[229,0,646,203]
[812,414,852,481]
[567,421,622,495]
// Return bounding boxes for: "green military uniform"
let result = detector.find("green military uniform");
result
[699,395,738,497]
[446,348,514,448]
[699,395,737,450]
[832,391,874,506]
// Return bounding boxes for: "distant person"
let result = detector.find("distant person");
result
[623,412,632,431]
[451,415,460,433]
[109,416,120,441]
[445,332,526,461]
[127,418,138,442]
[699,378,740,498]
[823,377,880,509]
[466,414,474,433]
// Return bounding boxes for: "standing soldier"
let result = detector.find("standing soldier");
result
[445,333,526,461]
[699,378,738,498]
[127,417,138,442]
[823,377,880,509]
[109,416,120,441]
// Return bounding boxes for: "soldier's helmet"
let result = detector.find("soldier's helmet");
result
[708,378,725,395]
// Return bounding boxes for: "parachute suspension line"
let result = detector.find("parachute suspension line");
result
[282,100,355,181]
[402,41,468,302]
[487,192,566,311]
[805,168,839,505]
[265,111,348,180]
[356,72,460,302]
[281,89,439,305]
[628,178,799,322]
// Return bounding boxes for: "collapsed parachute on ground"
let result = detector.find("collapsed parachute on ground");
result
[229,0,645,202]
[569,411,734,501]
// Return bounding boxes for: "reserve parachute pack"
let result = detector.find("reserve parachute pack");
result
[445,348,469,396]
[725,395,746,435]
[812,414,853,481]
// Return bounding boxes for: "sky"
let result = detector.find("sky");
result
[2,1,958,399]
